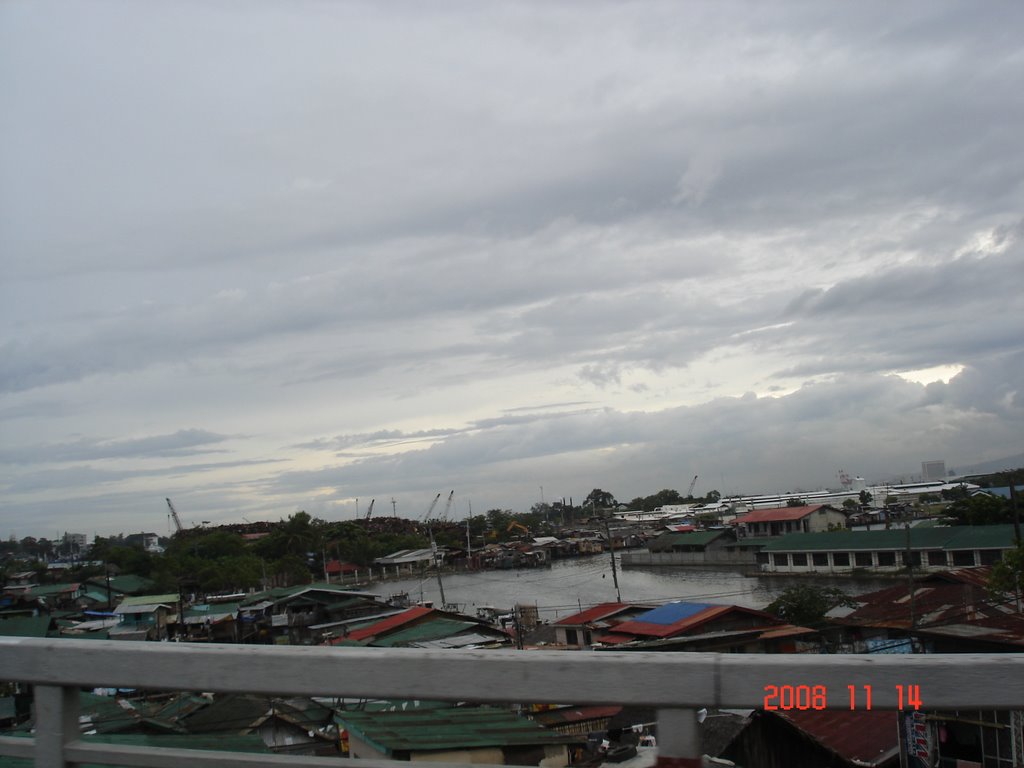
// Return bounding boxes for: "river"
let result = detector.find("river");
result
[364,555,894,623]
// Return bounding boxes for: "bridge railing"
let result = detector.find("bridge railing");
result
[1,637,1023,768]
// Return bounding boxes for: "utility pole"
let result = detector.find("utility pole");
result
[905,520,916,648]
[604,519,622,602]
[391,498,397,517]
[1009,473,1020,545]
[429,527,446,609]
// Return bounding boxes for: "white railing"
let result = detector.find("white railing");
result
[1,638,1023,768]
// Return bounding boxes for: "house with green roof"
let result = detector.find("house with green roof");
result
[756,524,1018,574]
[622,528,769,568]
[111,594,178,640]
[335,705,574,765]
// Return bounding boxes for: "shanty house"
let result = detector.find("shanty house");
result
[335,706,574,765]
[550,603,654,649]
[593,601,816,653]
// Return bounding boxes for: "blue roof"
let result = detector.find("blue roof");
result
[633,602,715,626]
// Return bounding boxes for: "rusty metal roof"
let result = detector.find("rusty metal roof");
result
[770,708,899,766]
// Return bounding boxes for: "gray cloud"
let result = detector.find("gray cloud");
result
[2,1,1023,534]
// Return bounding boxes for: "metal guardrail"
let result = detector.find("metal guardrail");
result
[1,638,1023,767]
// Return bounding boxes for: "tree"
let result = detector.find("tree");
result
[989,544,1024,602]
[947,494,1012,526]
[786,497,805,507]
[858,490,873,506]
[765,585,856,627]
[842,498,860,511]
[584,489,617,511]
[705,490,721,503]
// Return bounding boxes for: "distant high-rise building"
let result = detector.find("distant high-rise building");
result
[922,460,946,480]
[62,532,87,549]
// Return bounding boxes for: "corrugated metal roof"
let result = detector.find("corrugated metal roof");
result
[335,707,573,752]
[343,605,433,643]
[630,601,717,626]
[118,593,178,607]
[735,505,824,524]
[648,530,730,552]
[759,524,1017,552]
[532,706,622,726]
[370,617,482,647]
[611,604,731,638]
[770,708,899,766]
[0,617,54,638]
[552,602,633,626]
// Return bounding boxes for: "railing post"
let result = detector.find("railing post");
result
[34,685,79,767]
[656,707,702,768]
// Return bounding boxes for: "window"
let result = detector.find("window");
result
[833,552,850,566]
[792,553,808,566]
[926,550,947,567]
[812,553,829,567]
[564,628,578,645]
[951,550,976,567]
[877,552,896,566]
[979,549,1003,565]
[756,552,770,565]
[854,552,873,567]
[773,553,789,567]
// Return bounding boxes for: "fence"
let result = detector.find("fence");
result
[1,637,1023,767]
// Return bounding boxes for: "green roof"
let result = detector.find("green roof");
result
[117,593,178,607]
[759,524,1018,552]
[335,706,572,753]
[241,582,368,606]
[370,618,481,647]
[648,530,729,552]
[27,583,80,597]
[0,616,54,638]
[86,575,155,596]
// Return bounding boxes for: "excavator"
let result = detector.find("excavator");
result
[507,521,530,536]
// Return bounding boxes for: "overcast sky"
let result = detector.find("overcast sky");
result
[2,1,1023,538]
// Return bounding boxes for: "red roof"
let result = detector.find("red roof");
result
[553,602,633,627]
[341,606,433,643]
[736,505,824,524]
[325,560,360,575]
[772,708,898,766]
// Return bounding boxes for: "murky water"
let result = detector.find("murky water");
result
[364,555,894,622]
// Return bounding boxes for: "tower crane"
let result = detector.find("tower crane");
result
[165,498,184,534]
[687,475,699,498]
[365,499,375,521]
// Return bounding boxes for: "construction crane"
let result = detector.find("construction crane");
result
[365,499,375,521]
[440,490,454,522]
[422,492,442,522]
[165,498,183,533]
[687,475,699,498]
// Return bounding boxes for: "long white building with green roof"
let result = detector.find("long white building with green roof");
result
[756,524,1019,574]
